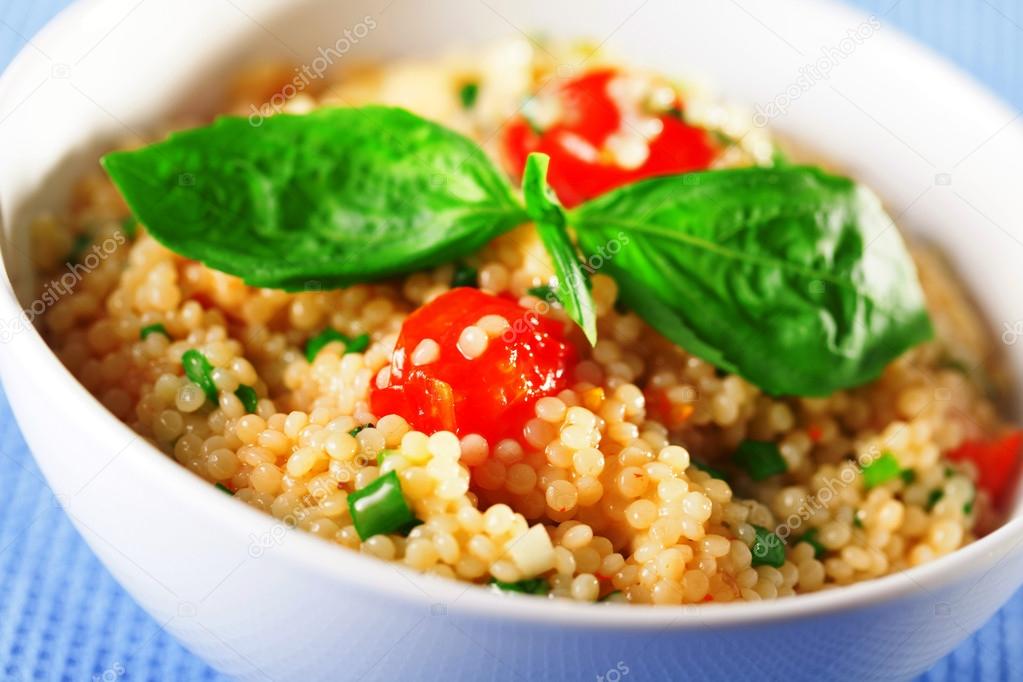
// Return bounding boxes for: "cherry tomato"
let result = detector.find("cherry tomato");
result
[502,68,718,207]
[948,430,1023,504]
[370,288,576,444]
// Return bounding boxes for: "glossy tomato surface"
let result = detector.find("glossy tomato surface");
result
[502,68,718,207]
[371,288,576,444]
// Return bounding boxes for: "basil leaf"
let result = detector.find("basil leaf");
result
[569,166,933,396]
[521,153,597,344]
[101,106,527,290]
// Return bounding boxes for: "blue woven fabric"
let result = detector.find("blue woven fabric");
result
[0,1,1021,679]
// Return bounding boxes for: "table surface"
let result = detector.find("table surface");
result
[1,1,1021,680]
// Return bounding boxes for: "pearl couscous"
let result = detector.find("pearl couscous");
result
[34,40,1018,605]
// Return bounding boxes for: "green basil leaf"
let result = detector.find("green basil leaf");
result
[101,106,527,290]
[521,153,597,345]
[569,166,933,396]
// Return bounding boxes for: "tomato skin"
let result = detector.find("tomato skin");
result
[370,288,576,444]
[948,431,1023,504]
[502,68,717,207]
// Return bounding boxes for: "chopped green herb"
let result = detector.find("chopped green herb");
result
[750,525,785,567]
[794,528,825,559]
[598,590,622,602]
[938,356,971,374]
[527,284,559,303]
[926,488,945,511]
[853,513,864,528]
[458,81,479,109]
[376,449,398,466]
[67,233,92,264]
[709,129,739,149]
[139,323,169,340]
[215,482,233,495]
[347,470,417,541]
[771,147,790,167]
[944,466,955,478]
[862,452,902,488]
[900,468,916,485]
[489,577,550,595]
[305,329,370,363]
[963,496,975,515]
[234,384,258,413]
[691,459,728,480]
[733,440,786,481]
[347,333,370,353]
[181,349,218,404]
[665,105,685,121]
[121,215,139,238]
[349,424,372,438]
[451,263,478,288]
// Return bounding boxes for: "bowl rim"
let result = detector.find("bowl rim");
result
[3,0,1023,631]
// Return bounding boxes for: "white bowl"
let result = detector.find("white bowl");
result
[2,1,1023,680]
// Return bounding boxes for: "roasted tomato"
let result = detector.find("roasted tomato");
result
[370,288,576,444]
[502,67,718,207]
[948,431,1023,505]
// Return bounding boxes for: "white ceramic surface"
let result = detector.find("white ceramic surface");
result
[2,1,1023,680]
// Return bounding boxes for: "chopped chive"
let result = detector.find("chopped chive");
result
[234,384,258,413]
[939,356,971,374]
[451,263,478,288]
[944,466,955,478]
[853,513,864,529]
[750,525,785,567]
[900,468,916,485]
[347,333,370,353]
[67,233,92,264]
[926,489,945,511]
[794,528,825,559]
[665,104,685,121]
[489,577,550,595]
[691,459,727,480]
[458,81,479,110]
[181,349,218,404]
[215,482,233,495]
[733,440,786,481]
[349,424,372,438]
[139,323,169,340]
[862,452,901,488]
[121,215,139,238]
[963,495,975,515]
[305,329,370,363]
[709,129,739,149]
[347,470,417,541]
[527,284,559,303]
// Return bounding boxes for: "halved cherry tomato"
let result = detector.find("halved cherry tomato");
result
[370,288,576,444]
[948,430,1023,504]
[502,68,718,207]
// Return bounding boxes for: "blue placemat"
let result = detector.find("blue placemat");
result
[1,1,1021,680]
